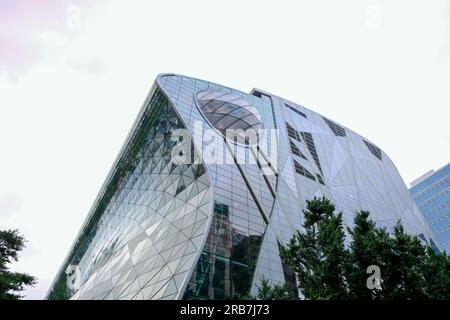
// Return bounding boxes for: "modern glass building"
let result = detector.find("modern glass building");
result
[47,74,436,300]
[410,163,450,253]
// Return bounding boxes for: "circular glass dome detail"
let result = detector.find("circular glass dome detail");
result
[196,90,263,145]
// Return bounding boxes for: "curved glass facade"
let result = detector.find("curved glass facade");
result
[182,201,264,299]
[47,73,438,300]
[196,90,262,145]
[47,88,212,300]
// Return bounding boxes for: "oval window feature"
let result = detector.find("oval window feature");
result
[196,90,263,145]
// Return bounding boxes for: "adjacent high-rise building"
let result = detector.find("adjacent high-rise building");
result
[410,163,450,253]
[47,74,436,300]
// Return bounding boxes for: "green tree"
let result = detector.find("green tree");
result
[0,229,37,300]
[280,197,349,299]
[345,210,386,299]
[255,278,296,300]
[381,222,427,299]
[422,247,450,299]
[281,197,450,300]
[236,277,296,300]
[346,212,429,299]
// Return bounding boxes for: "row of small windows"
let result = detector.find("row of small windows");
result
[293,160,326,185]
[322,119,383,162]
[363,140,382,160]
[289,140,307,160]
[300,132,323,174]
[286,103,346,138]
[441,238,450,248]
[286,122,301,141]
[287,119,383,183]
[285,104,382,162]
[418,189,450,209]
[293,160,316,181]
[322,117,346,137]
[434,224,450,237]
[285,121,325,185]
[414,177,449,200]
[430,213,450,228]
[316,173,325,185]
[425,200,449,216]
[285,103,307,118]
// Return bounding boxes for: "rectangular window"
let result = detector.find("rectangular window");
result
[300,132,323,174]
[286,122,301,141]
[322,117,346,137]
[363,140,382,160]
[290,140,307,160]
[293,160,316,182]
[316,174,325,185]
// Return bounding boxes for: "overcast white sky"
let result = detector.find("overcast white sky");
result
[0,0,449,299]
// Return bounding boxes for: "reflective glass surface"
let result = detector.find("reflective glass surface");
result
[196,90,263,145]
[48,74,437,300]
[47,88,212,300]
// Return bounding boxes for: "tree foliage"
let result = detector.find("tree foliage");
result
[237,277,296,300]
[0,229,37,300]
[280,197,450,300]
[254,278,296,300]
[280,197,348,299]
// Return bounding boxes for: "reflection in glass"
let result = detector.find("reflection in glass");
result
[196,90,263,146]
